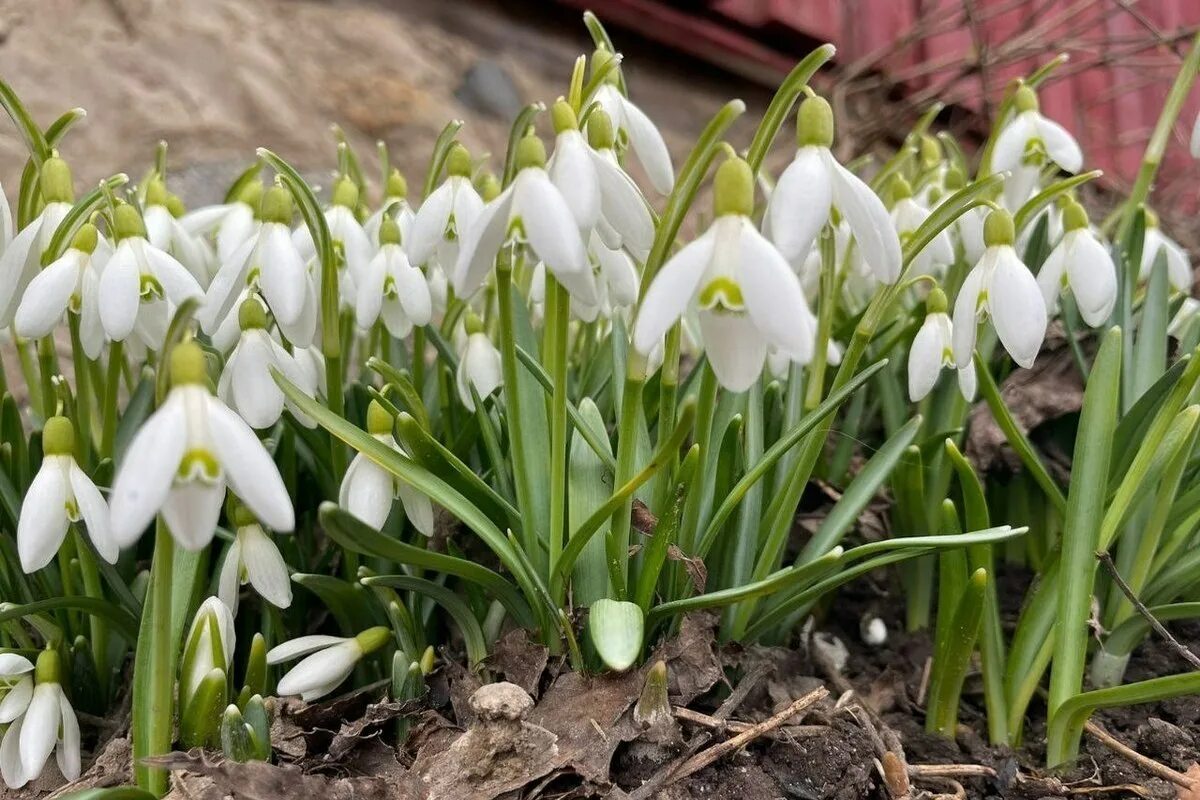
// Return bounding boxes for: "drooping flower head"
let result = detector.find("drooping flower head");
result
[1139,209,1193,293]
[889,176,952,278]
[1036,198,1117,326]
[14,222,108,357]
[0,156,74,328]
[408,143,483,271]
[4,650,79,789]
[217,498,292,614]
[992,85,1082,210]
[908,287,976,402]
[267,626,391,702]
[356,215,432,338]
[339,400,435,536]
[587,47,674,195]
[218,298,317,430]
[455,315,503,411]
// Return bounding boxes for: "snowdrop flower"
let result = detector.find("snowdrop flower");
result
[267,626,391,702]
[13,223,107,356]
[991,85,1082,211]
[110,341,295,550]
[1139,211,1192,292]
[530,233,639,323]
[180,179,263,265]
[952,209,1046,369]
[634,156,815,391]
[1036,199,1117,326]
[356,216,432,337]
[218,500,292,613]
[455,321,503,411]
[218,298,316,429]
[179,597,235,709]
[200,185,308,336]
[18,416,117,573]
[97,203,204,346]
[10,650,79,787]
[363,168,416,248]
[548,103,654,259]
[454,134,591,304]
[588,48,674,195]
[293,176,372,287]
[908,288,976,402]
[143,178,216,286]
[0,157,73,327]
[890,177,952,277]
[767,95,902,285]
[0,655,33,725]
[339,401,434,536]
[1169,297,1199,341]
[408,143,483,272]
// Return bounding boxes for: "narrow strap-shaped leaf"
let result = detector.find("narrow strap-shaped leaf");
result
[0,596,139,641]
[362,575,488,669]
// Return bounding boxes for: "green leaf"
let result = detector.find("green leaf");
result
[179,667,228,749]
[0,596,139,641]
[568,399,616,606]
[293,573,382,635]
[744,44,837,173]
[588,599,644,671]
[362,575,489,669]
[1013,170,1102,233]
[926,568,986,737]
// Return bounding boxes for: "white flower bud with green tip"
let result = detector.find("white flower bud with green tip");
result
[634,156,816,391]
[180,597,235,709]
[217,298,316,430]
[0,655,33,725]
[454,133,591,303]
[766,96,902,285]
[1036,200,1117,326]
[1138,209,1193,292]
[14,223,109,357]
[268,626,391,702]
[992,85,1083,210]
[109,341,295,550]
[364,168,416,249]
[338,400,435,536]
[952,209,1047,370]
[408,143,483,271]
[218,500,292,614]
[455,318,503,411]
[908,288,976,402]
[586,48,674,195]
[18,416,117,572]
[0,157,74,328]
[97,202,205,347]
[180,179,263,265]
[9,650,79,787]
[889,176,952,278]
[356,216,432,338]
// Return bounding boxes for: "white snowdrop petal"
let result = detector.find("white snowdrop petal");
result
[142,241,202,305]
[355,251,388,330]
[266,635,347,665]
[19,683,59,780]
[1035,115,1083,173]
[738,224,815,362]
[991,114,1037,174]
[18,460,70,573]
[908,317,945,402]
[217,536,244,614]
[0,654,32,677]
[1,715,26,789]
[339,454,394,530]
[619,94,675,194]
[259,223,307,326]
[242,525,293,609]
[768,146,832,263]
[549,131,601,231]
[1067,232,1117,327]
[162,479,224,551]
[591,152,654,256]
[826,153,902,284]
[199,237,255,334]
[109,393,188,547]
[957,361,978,402]
[698,310,768,392]
[14,251,79,339]
[408,182,454,267]
[277,641,360,699]
[631,230,715,355]
[55,691,80,781]
[396,480,435,537]
[0,218,43,327]
[989,247,1047,368]
[514,171,588,276]
[1036,239,1068,313]
[0,677,31,724]
[68,462,117,565]
[206,396,295,532]
[231,334,284,429]
[952,261,988,369]
[454,187,514,297]
[97,242,141,342]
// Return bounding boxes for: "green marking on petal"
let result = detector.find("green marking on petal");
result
[178,449,221,482]
[699,277,744,310]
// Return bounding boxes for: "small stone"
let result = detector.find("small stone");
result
[456,59,523,119]
[469,681,534,723]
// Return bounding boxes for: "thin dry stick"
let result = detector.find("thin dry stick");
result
[1084,720,1197,790]
[667,688,828,784]
[1096,551,1200,671]
[908,764,998,779]
[672,706,828,739]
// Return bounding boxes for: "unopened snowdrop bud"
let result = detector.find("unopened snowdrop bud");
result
[180,597,235,709]
[456,324,503,411]
[18,416,116,573]
[635,156,815,391]
[767,95,901,284]
[268,627,391,702]
[1037,199,1117,326]
[39,156,75,205]
[217,499,293,614]
[13,649,80,787]
[339,400,435,535]
[908,288,976,402]
[110,340,295,550]
[1139,210,1193,292]
[952,208,1046,369]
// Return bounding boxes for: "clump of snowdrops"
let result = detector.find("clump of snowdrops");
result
[1,12,1200,796]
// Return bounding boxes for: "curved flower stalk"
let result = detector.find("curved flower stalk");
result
[180,179,263,264]
[363,168,416,247]
[549,102,654,261]
[356,216,432,337]
[952,208,1047,369]
[1036,199,1117,326]
[407,143,483,272]
[908,288,976,402]
[454,134,591,304]
[179,597,235,710]
[267,627,390,702]
[0,655,33,726]
[109,340,295,550]
[218,500,292,613]
[18,416,116,573]
[143,178,216,287]
[1,650,79,789]
[587,48,674,195]
[218,298,317,429]
[0,157,73,327]
[200,184,310,339]
[766,95,902,285]
[97,203,204,349]
[991,85,1083,210]
[890,177,953,278]
[634,156,814,391]
[339,400,434,536]
[1139,211,1192,292]
[13,222,108,356]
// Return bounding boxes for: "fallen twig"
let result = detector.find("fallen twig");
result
[1097,551,1200,671]
[672,705,827,739]
[1084,720,1197,790]
[908,764,997,779]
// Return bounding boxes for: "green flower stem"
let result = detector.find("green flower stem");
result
[133,522,176,796]
[607,369,644,597]
[101,340,124,460]
[68,316,92,464]
[675,364,718,557]
[653,324,682,511]
[74,527,107,698]
[37,336,57,422]
[496,261,540,567]
[1048,328,1122,740]
[545,276,570,586]
[744,44,837,174]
